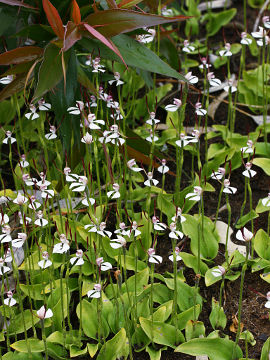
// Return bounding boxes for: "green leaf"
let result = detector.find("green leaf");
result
[185,320,205,342]
[70,345,87,357]
[182,215,219,260]
[80,34,186,81]
[76,299,110,340]
[8,310,40,335]
[87,343,99,357]
[235,210,258,228]
[140,317,185,348]
[204,8,237,37]
[146,346,162,360]
[239,330,256,346]
[177,305,201,330]
[253,158,270,176]
[114,255,146,271]
[33,43,71,100]
[256,198,270,214]
[11,339,44,353]
[175,337,243,360]
[3,353,43,360]
[97,328,129,359]
[261,337,270,360]
[254,229,270,261]
[209,298,227,330]
[180,252,209,275]
[165,278,202,312]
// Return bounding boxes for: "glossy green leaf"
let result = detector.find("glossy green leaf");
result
[87,343,99,357]
[140,317,185,348]
[8,310,40,335]
[177,304,201,330]
[146,346,162,360]
[11,339,44,353]
[76,299,110,340]
[180,252,209,275]
[185,320,205,342]
[182,215,219,260]
[209,298,227,330]
[253,158,270,176]
[97,328,129,359]
[254,229,270,261]
[204,8,237,37]
[164,278,202,312]
[235,210,258,228]
[175,337,243,359]
[70,345,87,357]
[261,337,270,359]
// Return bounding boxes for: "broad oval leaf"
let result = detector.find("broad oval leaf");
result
[11,339,44,353]
[140,317,185,348]
[175,338,243,360]
[254,229,270,261]
[0,47,43,65]
[253,158,270,176]
[97,328,128,360]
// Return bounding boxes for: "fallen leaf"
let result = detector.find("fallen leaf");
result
[229,315,243,333]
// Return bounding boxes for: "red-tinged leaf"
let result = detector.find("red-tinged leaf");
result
[63,21,82,52]
[72,0,81,25]
[82,23,127,67]
[1,61,34,76]
[42,0,64,39]
[0,0,37,9]
[0,72,33,102]
[83,9,189,38]
[105,0,118,9]
[0,47,43,65]
[118,0,143,9]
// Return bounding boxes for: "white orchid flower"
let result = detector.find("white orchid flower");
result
[70,249,84,266]
[108,72,124,86]
[38,251,52,269]
[236,227,253,242]
[3,130,16,144]
[186,186,203,201]
[4,291,17,307]
[165,98,182,112]
[168,247,182,262]
[88,284,102,298]
[148,248,162,264]
[37,305,53,320]
[223,179,237,194]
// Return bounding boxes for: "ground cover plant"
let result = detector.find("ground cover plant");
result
[0,0,270,359]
